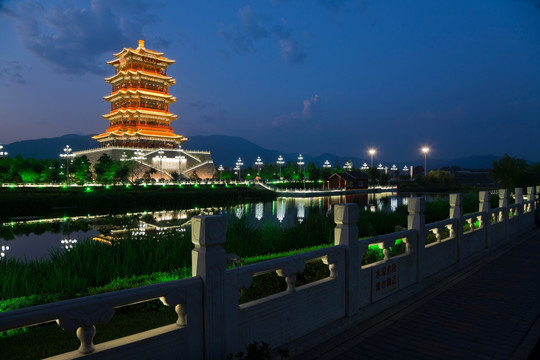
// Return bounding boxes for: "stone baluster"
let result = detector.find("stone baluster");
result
[276,260,306,293]
[57,305,115,355]
[334,203,359,316]
[449,194,463,260]
[434,228,441,243]
[191,215,227,360]
[515,188,523,216]
[408,198,425,282]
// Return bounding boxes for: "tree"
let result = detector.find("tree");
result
[489,154,536,189]
[94,154,117,184]
[72,156,93,184]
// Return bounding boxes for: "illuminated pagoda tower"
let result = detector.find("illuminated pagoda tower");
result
[93,39,186,148]
[75,40,215,180]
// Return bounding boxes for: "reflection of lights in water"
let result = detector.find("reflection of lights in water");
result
[297,202,305,223]
[1,245,9,258]
[370,205,376,213]
[402,197,409,206]
[390,197,398,212]
[132,222,148,237]
[255,203,263,221]
[61,238,77,251]
[236,206,243,219]
[276,200,285,222]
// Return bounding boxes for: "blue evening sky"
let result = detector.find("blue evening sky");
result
[0,0,539,163]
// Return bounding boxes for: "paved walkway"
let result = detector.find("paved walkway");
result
[296,227,540,360]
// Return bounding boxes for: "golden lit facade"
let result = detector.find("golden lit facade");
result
[93,40,187,148]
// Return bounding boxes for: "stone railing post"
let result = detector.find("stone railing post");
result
[515,187,523,216]
[526,186,535,214]
[334,203,359,316]
[449,194,463,260]
[498,189,509,240]
[407,198,425,282]
[479,191,490,248]
[536,186,540,224]
[192,215,227,360]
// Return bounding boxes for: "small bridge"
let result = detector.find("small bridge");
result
[1,187,539,359]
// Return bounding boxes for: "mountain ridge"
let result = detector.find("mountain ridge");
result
[5,134,501,170]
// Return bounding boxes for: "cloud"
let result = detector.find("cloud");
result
[4,0,166,76]
[272,22,305,64]
[219,5,305,64]
[273,94,320,127]
[238,5,268,40]
[0,60,27,85]
[218,5,268,54]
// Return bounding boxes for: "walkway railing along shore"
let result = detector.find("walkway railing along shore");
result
[0,186,539,359]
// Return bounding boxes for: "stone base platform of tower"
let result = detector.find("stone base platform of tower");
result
[74,147,216,181]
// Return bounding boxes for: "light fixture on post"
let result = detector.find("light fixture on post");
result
[255,156,263,176]
[361,162,369,171]
[421,147,430,176]
[323,160,331,169]
[235,157,244,181]
[368,148,376,168]
[175,145,185,183]
[297,154,305,189]
[0,145,7,158]
[218,164,224,180]
[344,161,352,171]
[277,155,284,180]
[59,145,76,185]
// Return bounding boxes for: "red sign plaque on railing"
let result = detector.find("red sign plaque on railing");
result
[372,258,399,302]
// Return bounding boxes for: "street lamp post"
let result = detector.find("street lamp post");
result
[368,148,376,168]
[361,162,369,171]
[175,145,185,183]
[277,155,284,180]
[60,145,76,185]
[297,154,305,189]
[323,160,331,169]
[218,164,224,180]
[255,156,263,176]
[235,157,244,181]
[421,147,430,176]
[390,164,398,178]
[344,161,352,171]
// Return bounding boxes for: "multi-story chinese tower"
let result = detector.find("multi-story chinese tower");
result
[75,40,215,180]
[93,39,187,148]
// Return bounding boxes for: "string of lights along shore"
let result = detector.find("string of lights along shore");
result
[218,145,430,180]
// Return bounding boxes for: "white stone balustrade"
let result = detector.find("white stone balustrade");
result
[0,187,538,359]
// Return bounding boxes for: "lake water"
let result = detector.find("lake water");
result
[0,192,448,262]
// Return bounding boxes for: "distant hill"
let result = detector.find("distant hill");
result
[6,134,97,159]
[5,134,501,170]
[446,155,499,170]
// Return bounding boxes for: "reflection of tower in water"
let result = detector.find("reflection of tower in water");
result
[297,201,305,223]
[255,203,263,221]
[276,199,285,223]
